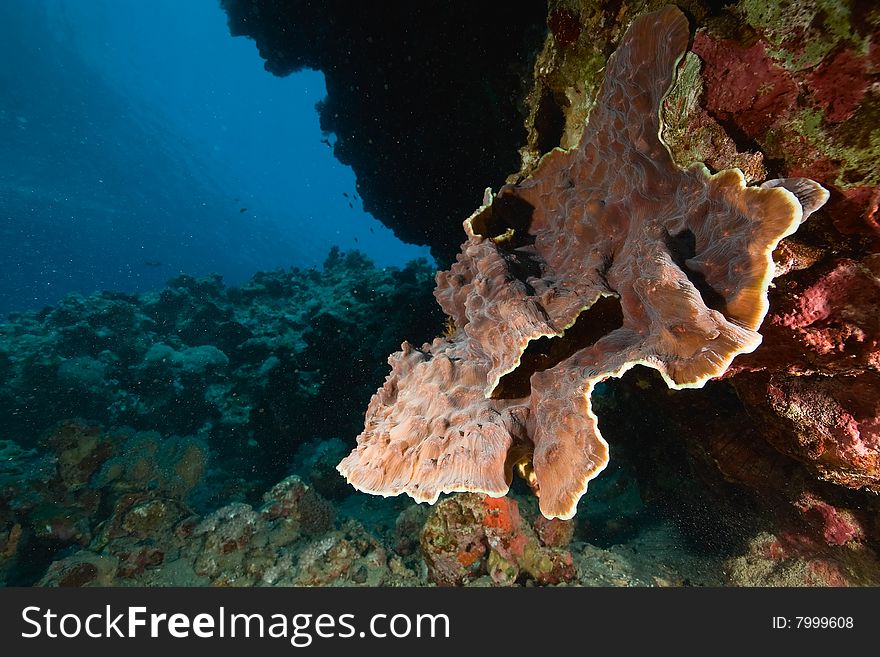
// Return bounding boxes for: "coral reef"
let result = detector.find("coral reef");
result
[339,6,827,520]
[418,0,878,533]
[0,250,438,480]
[0,420,207,585]
[0,250,439,584]
[0,415,776,589]
[11,421,867,588]
[4,1,878,589]
[32,472,396,588]
[420,493,575,586]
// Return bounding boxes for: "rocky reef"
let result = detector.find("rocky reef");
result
[2,1,878,587]
[0,249,439,480]
[0,250,439,583]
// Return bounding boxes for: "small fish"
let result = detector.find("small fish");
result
[343,192,349,198]
[369,227,374,233]
[144,260,161,268]
[354,237,359,243]
[320,138,331,147]
[348,202,353,208]
[239,207,247,214]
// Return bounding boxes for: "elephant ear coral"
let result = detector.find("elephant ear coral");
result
[337,5,829,519]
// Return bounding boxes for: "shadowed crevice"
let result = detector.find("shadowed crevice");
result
[534,88,566,155]
[664,229,728,313]
[491,295,624,399]
[470,193,535,243]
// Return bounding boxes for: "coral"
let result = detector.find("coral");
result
[0,250,438,485]
[37,552,119,587]
[420,494,575,586]
[420,495,487,586]
[4,0,878,591]
[0,419,209,585]
[736,372,880,490]
[339,6,828,519]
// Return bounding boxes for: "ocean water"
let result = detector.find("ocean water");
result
[0,0,430,318]
[0,0,439,585]
[0,1,874,590]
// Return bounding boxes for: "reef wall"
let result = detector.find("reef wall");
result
[502,0,880,575]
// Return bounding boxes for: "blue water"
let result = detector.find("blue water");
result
[0,0,431,317]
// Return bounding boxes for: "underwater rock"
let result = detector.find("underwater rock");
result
[533,515,575,549]
[0,420,209,585]
[193,503,267,581]
[692,33,798,141]
[0,523,23,585]
[183,486,407,586]
[41,420,116,491]
[47,475,381,587]
[724,530,880,587]
[732,258,880,376]
[736,372,880,491]
[37,552,119,588]
[260,475,335,536]
[292,520,392,586]
[420,493,575,586]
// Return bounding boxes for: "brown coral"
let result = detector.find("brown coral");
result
[338,5,828,519]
